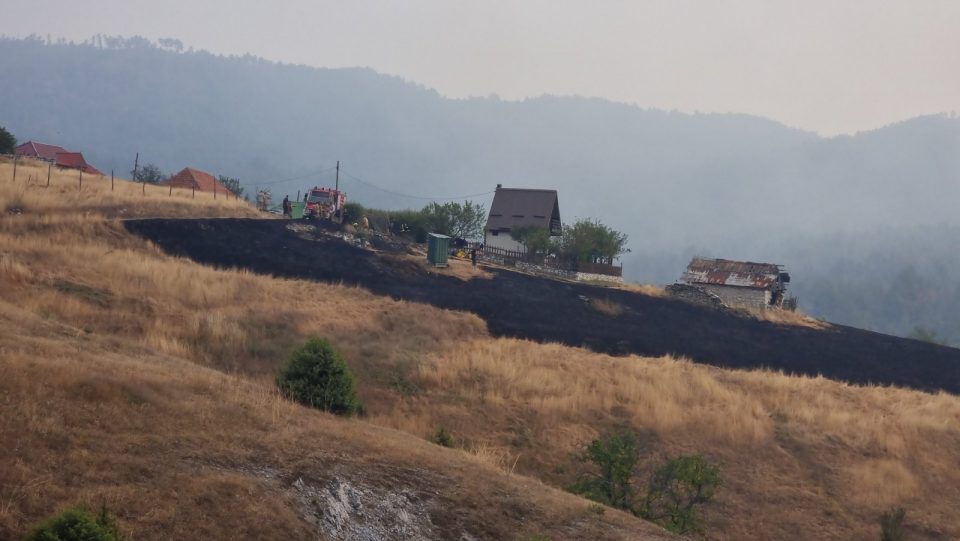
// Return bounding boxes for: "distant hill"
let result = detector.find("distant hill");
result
[2,36,959,341]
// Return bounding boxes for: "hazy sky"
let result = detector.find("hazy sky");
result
[3,0,958,135]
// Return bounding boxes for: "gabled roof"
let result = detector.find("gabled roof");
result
[161,167,234,195]
[15,141,67,161]
[682,257,788,290]
[54,151,101,175]
[485,186,561,233]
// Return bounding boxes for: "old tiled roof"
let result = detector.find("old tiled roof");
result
[485,187,561,233]
[15,141,67,161]
[54,151,100,175]
[161,167,233,195]
[682,257,787,290]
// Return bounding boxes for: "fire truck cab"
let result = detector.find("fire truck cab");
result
[304,187,346,222]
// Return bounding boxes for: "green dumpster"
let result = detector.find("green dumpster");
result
[290,201,305,219]
[426,233,451,267]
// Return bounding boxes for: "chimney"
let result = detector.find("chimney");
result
[496,183,502,190]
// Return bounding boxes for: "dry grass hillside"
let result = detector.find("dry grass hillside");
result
[2,159,960,540]
[0,156,258,218]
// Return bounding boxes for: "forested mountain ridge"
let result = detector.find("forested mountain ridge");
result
[2,36,958,342]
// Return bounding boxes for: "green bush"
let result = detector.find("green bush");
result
[276,338,362,415]
[26,506,125,541]
[639,454,721,535]
[568,430,640,510]
[432,426,455,447]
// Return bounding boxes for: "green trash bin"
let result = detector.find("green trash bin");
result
[289,201,305,219]
[426,233,451,267]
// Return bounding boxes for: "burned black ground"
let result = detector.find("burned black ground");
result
[125,218,960,394]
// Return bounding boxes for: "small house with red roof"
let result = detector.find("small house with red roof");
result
[15,141,103,175]
[161,167,234,196]
[15,141,66,161]
[54,152,103,175]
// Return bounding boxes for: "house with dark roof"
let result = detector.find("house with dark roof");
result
[484,185,562,251]
[161,167,234,196]
[677,257,793,310]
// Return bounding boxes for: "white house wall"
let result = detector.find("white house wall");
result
[484,231,526,252]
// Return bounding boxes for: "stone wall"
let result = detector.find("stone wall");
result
[701,284,770,310]
[665,283,726,309]
[514,261,625,284]
[575,271,625,284]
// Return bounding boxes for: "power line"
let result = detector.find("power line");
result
[339,170,494,201]
[249,165,339,188]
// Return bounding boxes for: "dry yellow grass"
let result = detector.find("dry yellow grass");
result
[1,157,259,218]
[758,306,831,329]
[590,297,626,316]
[0,167,668,539]
[619,282,667,297]
[2,159,959,539]
[400,252,494,281]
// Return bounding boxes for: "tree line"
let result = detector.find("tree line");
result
[346,199,629,265]
[511,220,629,266]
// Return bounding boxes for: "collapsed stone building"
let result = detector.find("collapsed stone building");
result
[669,257,795,311]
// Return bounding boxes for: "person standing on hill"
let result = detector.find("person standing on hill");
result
[282,195,290,217]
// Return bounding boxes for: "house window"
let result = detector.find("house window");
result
[491,230,499,236]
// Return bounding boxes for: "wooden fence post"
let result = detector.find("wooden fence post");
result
[111,169,114,191]
[46,162,51,187]
[11,154,17,183]
[79,168,83,190]
[169,183,173,196]
[192,186,195,199]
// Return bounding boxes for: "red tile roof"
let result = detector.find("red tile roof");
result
[161,167,234,196]
[54,151,103,175]
[15,141,67,161]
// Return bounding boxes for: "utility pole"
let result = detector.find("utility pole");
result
[335,160,340,192]
[131,152,142,195]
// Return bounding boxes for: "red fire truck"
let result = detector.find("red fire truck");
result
[303,186,346,222]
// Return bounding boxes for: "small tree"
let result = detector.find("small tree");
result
[555,219,629,265]
[569,430,640,510]
[0,126,16,155]
[131,163,166,184]
[640,454,721,535]
[276,338,362,415]
[510,225,553,256]
[26,506,125,541]
[880,507,906,541]
[218,175,245,199]
[421,200,486,240]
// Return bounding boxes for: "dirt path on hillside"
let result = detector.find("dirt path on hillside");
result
[125,218,960,394]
